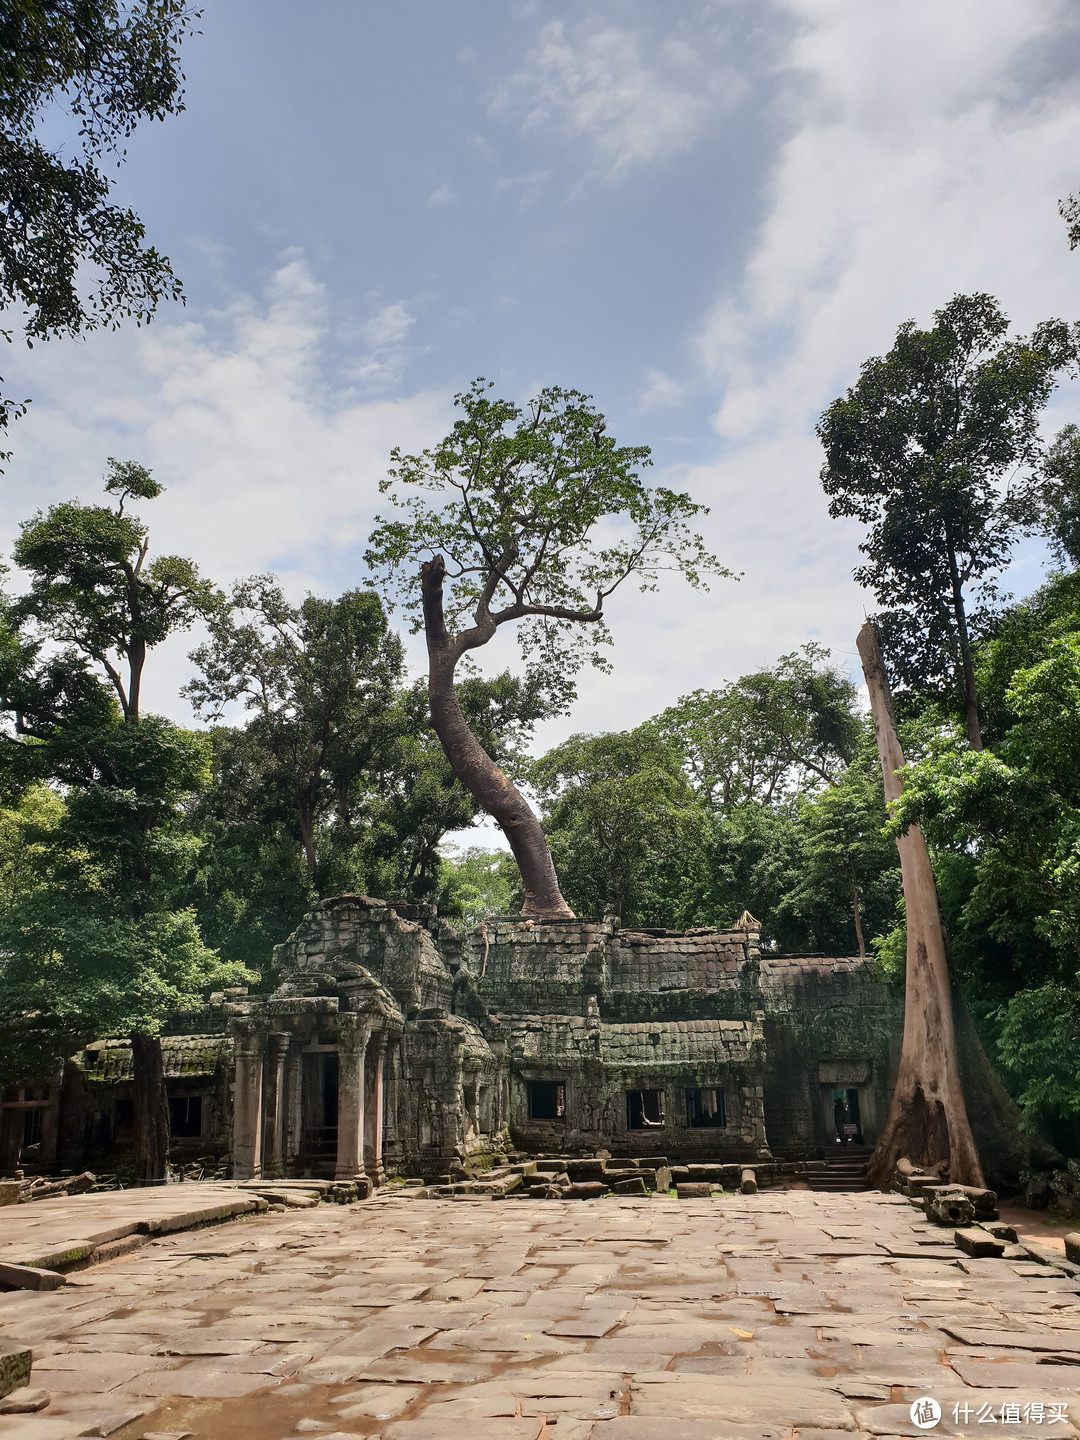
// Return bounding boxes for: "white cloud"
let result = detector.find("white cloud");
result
[492,14,747,181]
[638,368,685,411]
[427,184,456,207]
[350,301,418,390]
[1,259,450,719]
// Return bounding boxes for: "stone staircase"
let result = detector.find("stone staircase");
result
[808,1144,871,1193]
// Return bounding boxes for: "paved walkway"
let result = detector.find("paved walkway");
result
[0,1188,1079,1440]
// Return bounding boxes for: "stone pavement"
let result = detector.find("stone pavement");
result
[1,1188,1079,1440]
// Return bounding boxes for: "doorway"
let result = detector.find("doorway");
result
[300,1051,338,1173]
[830,1086,862,1144]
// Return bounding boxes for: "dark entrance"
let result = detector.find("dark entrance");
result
[301,1051,339,1174]
[831,1086,862,1144]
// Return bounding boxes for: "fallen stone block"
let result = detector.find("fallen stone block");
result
[611,1176,647,1196]
[985,1221,1019,1244]
[0,1386,50,1414]
[926,1187,975,1227]
[676,1183,712,1199]
[0,1181,20,1207]
[0,1262,65,1291]
[565,1159,606,1183]
[741,1168,758,1195]
[565,1181,609,1200]
[1065,1232,1080,1265]
[0,1340,33,1399]
[955,1227,1006,1258]
[654,1165,672,1193]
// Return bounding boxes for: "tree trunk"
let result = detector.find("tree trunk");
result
[132,1032,170,1184]
[422,558,573,918]
[946,546,983,750]
[850,860,866,959]
[857,620,984,1190]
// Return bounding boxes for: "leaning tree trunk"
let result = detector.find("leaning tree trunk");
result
[857,621,984,1190]
[421,557,573,918]
[131,1033,170,1185]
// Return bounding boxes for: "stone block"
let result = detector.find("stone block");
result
[926,1187,975,1227]
[565,1181,609,1200]
[1065,1233,1080,1265]
[954,1227,1006,1258]
[740,1168,757,1195]
[0,1181,20,1207]
[0,1263,65,1291]
[676,1183,712,1199]
[654,1165,672,1193]
[565,1159,605,1183]
[0,1341,33,1400]
[612,1177,648,1196]
[0,1388,50,1414]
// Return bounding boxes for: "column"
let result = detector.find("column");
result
[231,1024,265,1180]
[285,1040,303,1174]
[364,1032,386,1186]
[335,1017,370,1183]
[261,1032,289,1179]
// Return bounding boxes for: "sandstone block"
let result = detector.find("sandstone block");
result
[0,1262,65,1291]
[612,1177,648,1196]
[740,1168,757,1195]
[565,1159,605,1183]
[954,1227,1006,1258]
[0,1386,50,1414]
[0,1340,33,1400]
[565,1181,609,1200]
[676,1183,712,1199]
[1065,1232,1080,1265]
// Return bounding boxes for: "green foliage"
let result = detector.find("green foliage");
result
[819,293,1078,730]
[532,724,704,924]
[996,983,1080,1119]
[1040,424,1080,568]
[366,379,727,689]
[437,845,518,925]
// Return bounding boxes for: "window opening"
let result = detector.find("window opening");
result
[831,1086,862,1144]
[22,1108,42,1147]
[686,1086,726,1127]
[527,1080,565,1120]
[626,1088,665,1129]
[169,1094,203,1138]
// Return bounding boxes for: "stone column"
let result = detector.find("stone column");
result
[261,1032,289,1179]
[284,1040,302,1173]
[231,1023,265,1180]
[335,1017,370,1185]
[364,1031,386,1186]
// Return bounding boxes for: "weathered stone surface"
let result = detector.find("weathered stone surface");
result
[676,1183,712,1199]
[1066,1232,1080,1265]
[0,1340,33,1400]
[740,1168,757,1195]
[955,1228,1006,1258]
[0,1386,50,1413]
[0,1263,65,1291]
[564,1181,608,1200]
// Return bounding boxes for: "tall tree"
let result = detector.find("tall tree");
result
[819,293,1077,749]
[0,1,199,447]
[366,380,724,917]
[1039,424,1080,569]
[4,460,223,1180]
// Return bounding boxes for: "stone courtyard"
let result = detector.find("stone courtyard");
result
[1,1187,1079,1440]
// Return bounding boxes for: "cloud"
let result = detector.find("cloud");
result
[1,258,450,717]
[699,0,1080,447]
[427,184,456,207]
[350,301,419,391]
[638,368,686,411]
[491,14,748,181]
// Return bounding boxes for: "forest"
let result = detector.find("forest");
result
[2,288,1080,1176]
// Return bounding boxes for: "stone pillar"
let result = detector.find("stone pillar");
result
[284,1040,302,1174]
[232,1023,265,1180]
[261,1032,289,1179]
[364,1031,386,1186]
[335,1017,370,1185]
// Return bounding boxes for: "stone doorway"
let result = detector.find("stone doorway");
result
[300,1050,339,1175]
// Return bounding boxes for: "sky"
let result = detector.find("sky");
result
[5,0,1080,779]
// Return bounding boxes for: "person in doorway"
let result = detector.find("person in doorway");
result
[833,1093,849,1143]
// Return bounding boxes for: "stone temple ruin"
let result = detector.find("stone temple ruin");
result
[1,897,903,1187]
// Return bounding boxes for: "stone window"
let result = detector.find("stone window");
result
[22,1108,42,1147]
[625,1088,665,1129]
[169,1094,203,1138]
[527,1080,566,1121]
[685,1087,726,1127]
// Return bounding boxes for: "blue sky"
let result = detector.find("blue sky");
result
[5,0,1080,760]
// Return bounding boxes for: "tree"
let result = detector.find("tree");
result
[531,725,704,924]
[437,845,518,926]
[1059,191,1080,251]
[1039,424,1080,568]
[656,644,861,812]
[366,380,724,917]
[0,1,199,446]
[820,293,1078,749]
[185,576,405,879]
[857,620,984,1189]
[3,460,226,1180]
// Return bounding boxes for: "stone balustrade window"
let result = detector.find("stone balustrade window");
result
[625,1088,665,1129]
[527,1080,566,1121]
[685,1086,726,1127]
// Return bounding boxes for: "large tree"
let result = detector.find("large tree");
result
[0,1,198,446]
[366,380,724,917]
[3,460,225,1180]
[819,293,1077,750]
